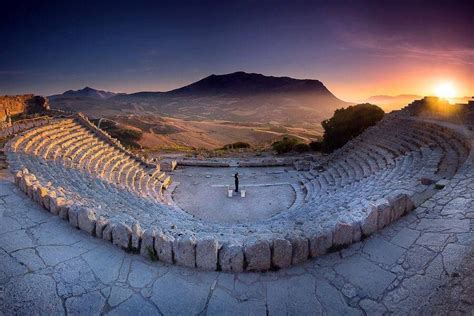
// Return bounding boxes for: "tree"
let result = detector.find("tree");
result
[320,103,384,152]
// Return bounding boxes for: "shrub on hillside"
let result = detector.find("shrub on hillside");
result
[222,142,251,150]
[293,143,310,153]
[320,103,384,152]
[271,136,299,154]
[309,140,323,151]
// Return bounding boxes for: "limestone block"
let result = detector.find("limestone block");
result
[14,170,22,186]
[68,204,80,228]
[44,191,56,212]
[287,235,309,265]
[388,192,406,220]
[38,187,49,208]
[32,185,41,204]
[244,238,271,271]
[218,243,244,273]
[131,222,143,251]
[352,222,362,242]
[155,231,175,264]
[48,194,61,215]
[272,238,292,269]
[375,198,392,229]
[361,204,378,236]
[77,207,96,235]
[58,200,73,220]
[112,223,132,249]
[173,235,196,268]
[102,221,116,241]
[95,216,109,239]
[195,237,219,271]
[28,182,36,199]
[309,230,332,257]
[333,222,353,247]
[140,228,157,259]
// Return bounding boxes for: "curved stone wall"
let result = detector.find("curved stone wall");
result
[3,112,472,272]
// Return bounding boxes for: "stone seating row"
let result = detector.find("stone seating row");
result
[6,119,171,199]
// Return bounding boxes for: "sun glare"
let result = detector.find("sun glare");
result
[434,81,457,101]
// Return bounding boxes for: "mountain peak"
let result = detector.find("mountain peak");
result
[57,86,117,99]
[168,71,330,96]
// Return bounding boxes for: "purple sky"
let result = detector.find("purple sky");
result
[1,0,473,101]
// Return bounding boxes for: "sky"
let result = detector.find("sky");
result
[1,0,473,101]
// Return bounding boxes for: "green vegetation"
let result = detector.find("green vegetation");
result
[271,136,299,154]
[316,103,384,153]
[147,246,158,261]
[293,143,310,153]
[221,142,251,150]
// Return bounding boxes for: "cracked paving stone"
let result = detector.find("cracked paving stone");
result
[334,255,396,299]
[128,259,157,288]
[363,237,405,266]
[207,286,267,316]
[53,257,100,297]
[65,290,106,315]
[151,270,215,315]
[11,248,46,271]
[266,275,323,315]
[37,245,88,267]
[108,286,134,307]
[390,228,420,249]
[0,229,34,253]
[107,293,158,315]
[81,246,124,284]
[1,273,64,315]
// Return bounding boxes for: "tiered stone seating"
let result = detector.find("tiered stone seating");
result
[4,112,472,273]
[7,118,171,201]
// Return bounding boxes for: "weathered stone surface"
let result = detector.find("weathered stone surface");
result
[287,235,309,265]
[43,190,55,211]
[140,228,157,259]
[68,204,80,228]
[388,191,406,220]
[333,222,353,247]
[66,291,106,315]
[58,200,71,219]
[95,216,109,239]
[112,223,132,249]
[155,231,174,264]
[375,198,392,229]
[309,230,332,257]
[130,221,143,251]
[102,221,116,241]
[173,235,196,268]
[219,242,244,272]
[335,255,396,299]
[195,237,218,270]
[77,207,96,235]
[361,204,378,236]
[272,238,292,269]
[244,238,271,271]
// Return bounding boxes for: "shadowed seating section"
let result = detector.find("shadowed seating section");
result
[4,111,471,272]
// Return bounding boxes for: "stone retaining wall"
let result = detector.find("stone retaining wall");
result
[14,166,430,272]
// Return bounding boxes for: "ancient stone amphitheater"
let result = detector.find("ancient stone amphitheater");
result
[3,103,472,276]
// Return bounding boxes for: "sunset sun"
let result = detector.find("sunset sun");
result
[434,81,457,100]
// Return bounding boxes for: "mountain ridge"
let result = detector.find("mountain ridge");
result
[50,86,119,100]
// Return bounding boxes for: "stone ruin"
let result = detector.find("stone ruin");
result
[2,104,473,272]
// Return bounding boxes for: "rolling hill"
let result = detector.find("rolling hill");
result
[48,72,348,149]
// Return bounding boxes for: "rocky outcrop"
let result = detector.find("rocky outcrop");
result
[0,95,50,121]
